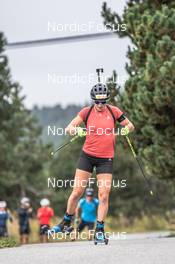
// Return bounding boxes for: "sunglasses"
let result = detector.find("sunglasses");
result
[94,100,106,105]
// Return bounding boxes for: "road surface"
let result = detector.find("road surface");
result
[0,232,174,264]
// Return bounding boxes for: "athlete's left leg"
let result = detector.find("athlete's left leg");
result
[94,173,112,242]
[97,173,112,221]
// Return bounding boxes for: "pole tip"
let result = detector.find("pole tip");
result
[150,190,154,196]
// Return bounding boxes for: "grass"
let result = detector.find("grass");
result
[106,214,170,233]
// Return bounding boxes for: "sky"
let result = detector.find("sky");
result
[0,0,130,108]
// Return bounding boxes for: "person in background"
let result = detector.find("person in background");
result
[0,201,13,237]
[18,197,33,244]
[75,188,99,240]
[37,198,54,243]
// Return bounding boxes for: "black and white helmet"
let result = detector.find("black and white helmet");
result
[90,83,110,100]
[85,188,94,196]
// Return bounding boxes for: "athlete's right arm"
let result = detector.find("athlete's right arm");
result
[65,115,83,135]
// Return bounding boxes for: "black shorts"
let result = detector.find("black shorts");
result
[19,224,30,235]
[77,151,113,174]
[77,220,95,232]
[39,224,50,235]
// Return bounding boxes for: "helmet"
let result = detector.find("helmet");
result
[40,198,50,207]
[21,197,30,205]
[0,201,7,208]
[85,188,94,196]
[90,83,110,101]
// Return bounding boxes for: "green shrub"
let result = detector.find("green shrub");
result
[0,237,18,248]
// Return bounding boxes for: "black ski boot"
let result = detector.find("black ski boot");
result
[94,221,108,245]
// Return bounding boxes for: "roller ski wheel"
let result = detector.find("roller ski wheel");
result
[94,231,109,245]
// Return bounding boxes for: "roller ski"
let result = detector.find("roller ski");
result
[94,222,109,245]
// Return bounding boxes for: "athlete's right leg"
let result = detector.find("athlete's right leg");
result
[66,169,91,214]
[51,169,91,233]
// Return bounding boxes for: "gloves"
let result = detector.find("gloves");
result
[76,127,86,137]
[121,126,130,136]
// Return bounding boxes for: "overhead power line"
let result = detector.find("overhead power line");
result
[7,32,116,49]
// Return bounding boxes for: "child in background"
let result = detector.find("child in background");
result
[37,198,54,243]
[0,201,13,237]
[18,197,33,244]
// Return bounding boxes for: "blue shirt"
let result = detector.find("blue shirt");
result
[79,198,99,223]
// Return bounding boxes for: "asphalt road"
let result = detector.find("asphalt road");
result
[0,232,175,264]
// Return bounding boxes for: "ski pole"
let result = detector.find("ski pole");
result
[125,135,154,196]
[50,134,79,156]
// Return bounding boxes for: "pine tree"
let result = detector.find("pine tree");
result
[102,1,175,179]
[0,32,51,207]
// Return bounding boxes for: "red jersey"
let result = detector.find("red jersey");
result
[37,207,54,225]
[78,105,123,158]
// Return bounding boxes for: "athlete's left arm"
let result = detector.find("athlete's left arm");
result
[120,117,135,133]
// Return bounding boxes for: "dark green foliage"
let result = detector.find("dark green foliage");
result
[102,1,175,180]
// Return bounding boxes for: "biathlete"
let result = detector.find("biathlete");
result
[51,82,134,242]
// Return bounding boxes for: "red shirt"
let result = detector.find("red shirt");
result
[37,207,54,225]
[78,105,123,158]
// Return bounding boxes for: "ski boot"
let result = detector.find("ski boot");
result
[94,222,109,245]
[42,214,74,235]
